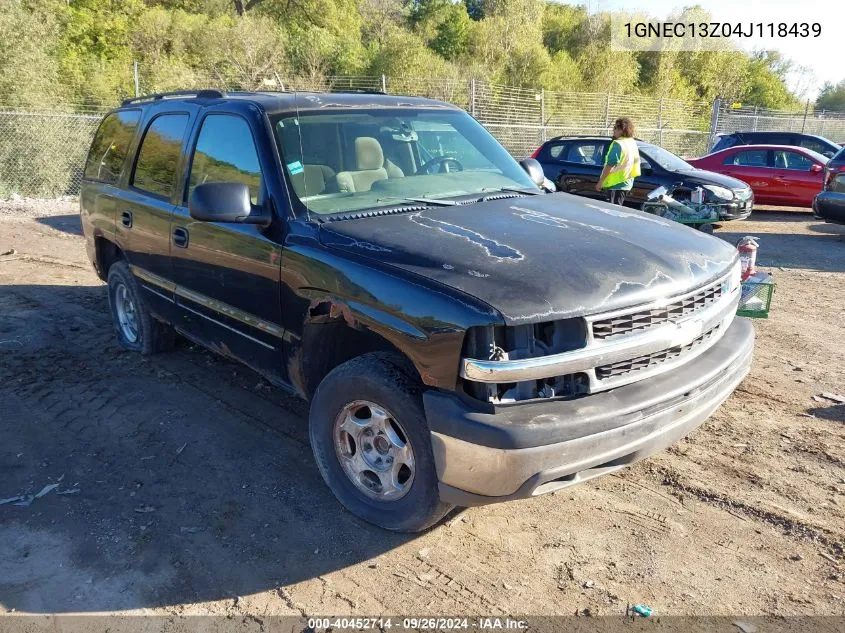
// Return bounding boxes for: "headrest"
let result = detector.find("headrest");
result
[355,137,384,171]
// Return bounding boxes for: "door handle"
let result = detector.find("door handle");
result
[172,226,189,248]
[121,210,132,228]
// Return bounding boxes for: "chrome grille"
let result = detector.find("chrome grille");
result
[592,281,724,340]
[596,324,721,380]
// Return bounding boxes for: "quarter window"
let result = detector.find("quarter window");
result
[84,110,141,184]
[132,114,189,199]
[543,142,565,159]
[188,115,262,203]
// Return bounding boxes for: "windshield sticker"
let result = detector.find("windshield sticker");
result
[287,160,304,175]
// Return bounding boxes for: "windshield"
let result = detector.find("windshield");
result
[272,108,538,216]
[641,144,694,171]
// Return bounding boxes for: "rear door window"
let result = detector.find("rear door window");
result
[84,110,141,184]
[187,114,262,204]
[564,142,607,165]
[131,113,190,199]
[728,150,769,167]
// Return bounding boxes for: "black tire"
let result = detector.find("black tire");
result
[107,261,175,355]
[309,352,453,532]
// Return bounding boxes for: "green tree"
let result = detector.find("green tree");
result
[464,0,484,20]
[410,0,471,61]
[366,24,451,77]
[741,51,799,109]
[816,80,845,112]
[197,14,286,89]
[541,50,582,92]
[0,0,65,106]
[541,2,587,55]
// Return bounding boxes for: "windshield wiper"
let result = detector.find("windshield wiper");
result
[479,186,541,197]
[376,196,458,207]
[471,186,541,203]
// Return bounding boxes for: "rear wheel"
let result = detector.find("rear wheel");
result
[107,261,175,355]
[309,353,452,532]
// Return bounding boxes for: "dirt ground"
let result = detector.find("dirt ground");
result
[1,199,844,618]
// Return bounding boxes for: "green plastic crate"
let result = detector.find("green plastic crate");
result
[737,277,775,318]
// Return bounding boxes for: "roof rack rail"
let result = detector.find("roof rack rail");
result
[121,89,226,106]
[329,89,387,95]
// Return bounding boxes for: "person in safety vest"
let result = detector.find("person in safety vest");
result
[595,117,641,206]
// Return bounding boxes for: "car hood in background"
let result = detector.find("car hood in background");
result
[318,193,738,325]
[676,168,751,191]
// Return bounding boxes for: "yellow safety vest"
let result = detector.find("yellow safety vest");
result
[603,137,641,188]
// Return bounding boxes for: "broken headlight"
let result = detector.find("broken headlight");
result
[461,319,589,404]
[703,184,734,202]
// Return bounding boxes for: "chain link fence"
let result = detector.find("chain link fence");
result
[0,110,103,198]
[1,72,842,198]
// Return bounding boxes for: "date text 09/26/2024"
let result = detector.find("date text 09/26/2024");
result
[306,618,528,630]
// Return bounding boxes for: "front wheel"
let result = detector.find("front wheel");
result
[309,353,453,532]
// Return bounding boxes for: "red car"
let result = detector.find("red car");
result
[688,145,828,207]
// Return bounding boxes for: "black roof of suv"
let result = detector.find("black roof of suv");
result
[118,88,459,115]
[711,131,840,158]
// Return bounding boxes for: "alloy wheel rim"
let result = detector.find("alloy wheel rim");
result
[333,400,415,502]
[115,283,139,343]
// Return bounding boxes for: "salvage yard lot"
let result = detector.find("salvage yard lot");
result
[1,199,843,616]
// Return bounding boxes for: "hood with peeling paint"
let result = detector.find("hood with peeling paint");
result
[318,193,738,325]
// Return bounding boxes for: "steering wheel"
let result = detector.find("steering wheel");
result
[419,155,464,174]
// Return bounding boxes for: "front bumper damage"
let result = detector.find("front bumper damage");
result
[425,317,754,506]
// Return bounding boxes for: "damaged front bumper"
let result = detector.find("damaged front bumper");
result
[425,317,754,506]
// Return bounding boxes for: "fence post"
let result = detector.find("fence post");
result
[540,88,546,143]
[707,96,721,152]
[820,110,827,137]
[604,94,611,132]
[752,106,759,131]
[380,74,387,94]
[658,96,664,147]
[470,78,477,118]
[801,101,809,134]
[133,60,140,97]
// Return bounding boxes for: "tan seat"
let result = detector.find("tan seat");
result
[290,164,336,197]
[336,137,403,192]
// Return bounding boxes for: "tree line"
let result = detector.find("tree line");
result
[0,0,836,112]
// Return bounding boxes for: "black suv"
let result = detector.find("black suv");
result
[711,131,841,159]
[813,147,845,225]
[81,90,754,531]
[533,136,753,219]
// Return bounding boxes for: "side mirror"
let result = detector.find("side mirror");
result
[189,182,268,225]
[810,164,823,174]
[519,158,546,188]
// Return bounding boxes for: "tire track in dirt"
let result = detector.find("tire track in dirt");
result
[655,465,845,558]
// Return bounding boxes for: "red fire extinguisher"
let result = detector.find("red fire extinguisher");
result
[736,236,759,280]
